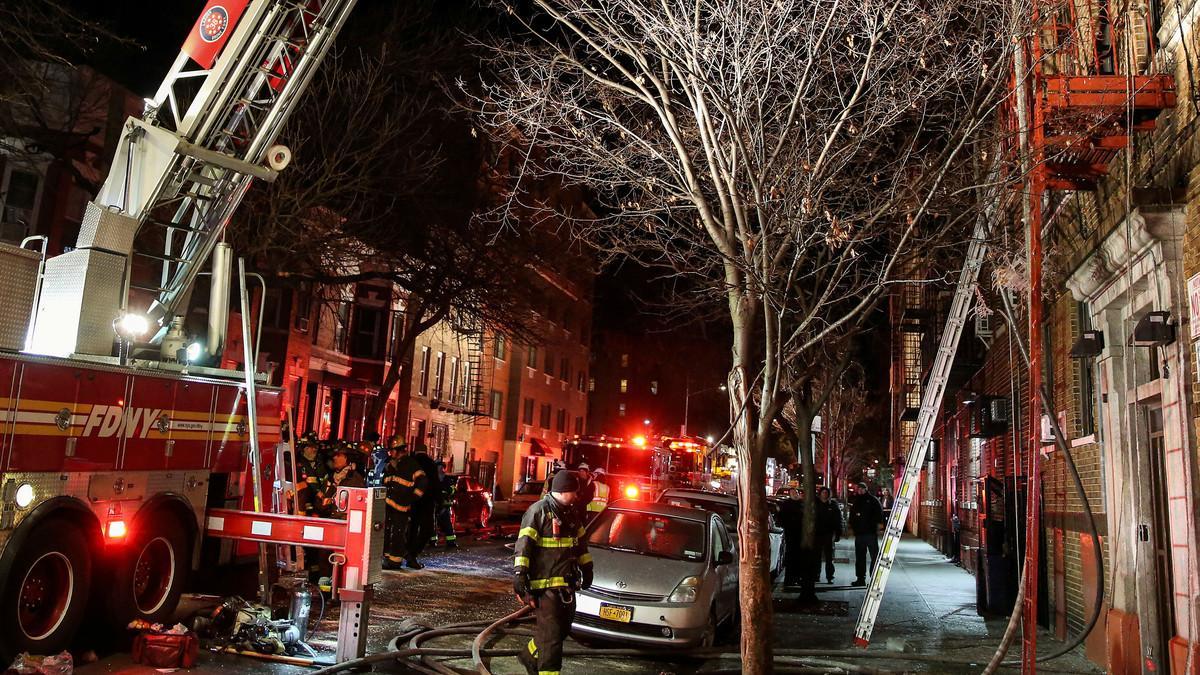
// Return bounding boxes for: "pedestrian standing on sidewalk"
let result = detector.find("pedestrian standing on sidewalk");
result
[816,487,843,583]
[514,470,592,675]
[777,488,806,587]
[849,482,885,587]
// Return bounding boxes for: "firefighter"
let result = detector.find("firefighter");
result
[316,449,367,516]
[382,443,428,570]
[406,444,440,568]
[430,461,458,549]
[586,467,610,516]
[514,470,592,675]
[296,441,327,516]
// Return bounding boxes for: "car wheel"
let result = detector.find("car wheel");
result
[0,518,93,661]
[477,505,491,529]
[108,510,192,624]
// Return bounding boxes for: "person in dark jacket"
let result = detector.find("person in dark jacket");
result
[815,487,843,583]
[514,470,591,675]
[316,449,367,516]
[296,441,327,517]
[777,488,806,587]
[849,482,885,586]
[430,461,458,549]
[382,444,428,570]
[406,444,440,568]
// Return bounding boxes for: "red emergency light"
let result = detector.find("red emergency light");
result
[106,519,128,540]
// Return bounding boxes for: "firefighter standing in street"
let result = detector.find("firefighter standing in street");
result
[407,444,440,568]
[382,443,428,570]
[430,460,459,549]
[316,449,367,515]
[586,467,610,517]
[514,470,592,675]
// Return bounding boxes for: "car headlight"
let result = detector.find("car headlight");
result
[668,576,701,603]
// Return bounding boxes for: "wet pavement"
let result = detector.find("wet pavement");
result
[74,526,1103,674]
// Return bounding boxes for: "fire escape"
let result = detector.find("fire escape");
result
[1036,1,1176,191]
[1014,0,1175,670]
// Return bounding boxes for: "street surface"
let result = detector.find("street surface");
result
[77,527,1101,674]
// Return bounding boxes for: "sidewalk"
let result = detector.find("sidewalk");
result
[773,535,1101,673]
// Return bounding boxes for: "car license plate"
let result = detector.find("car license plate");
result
[598,603,633,623]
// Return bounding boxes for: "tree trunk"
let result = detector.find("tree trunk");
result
[736,432,774,674]
[796,412,818,550]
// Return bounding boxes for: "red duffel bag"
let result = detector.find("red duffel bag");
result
[131,631,200,669]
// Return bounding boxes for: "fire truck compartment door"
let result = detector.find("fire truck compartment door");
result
[88,473,148,502]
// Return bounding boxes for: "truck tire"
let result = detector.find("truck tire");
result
[108,510,192,624]
[0,518,92,660]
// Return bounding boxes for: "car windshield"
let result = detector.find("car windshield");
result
[515,482,543,495]
[587,510,707,562]
[661,495,737,530]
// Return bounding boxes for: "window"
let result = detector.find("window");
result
[650,380,658,395]
[490,390,503,420]
[449,357,460,403]
[1,170,39,241]
[261,289,291,331]
[544,349,554,374]
[459,362,471,406]
[433,352,446,399]
[620,353,629,367]
[588,377,596,393]
[577,371,586,392]
[294,284,314,333]
[574,416,583,435]
[1077,302,1096,436]
[620,379,628,393]
[418,347,431,396]
[539,403,552,429]
[351,306,386,359]
[618,402,626,417]
[333,302,351,353]
[556,408,567,433]
[523,398,535,425]
[560,357,569,381]
[527,345,537,368]
[494,335,507,360]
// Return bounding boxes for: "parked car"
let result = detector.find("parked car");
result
[573,500,738,647]
[657,487,785,578]
[494,479,544,518]
[450,475,493,529]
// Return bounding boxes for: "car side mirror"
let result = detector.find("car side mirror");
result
[715,550,734,566]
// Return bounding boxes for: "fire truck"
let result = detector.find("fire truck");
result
[561,434,711,501]
[0,0,370,660]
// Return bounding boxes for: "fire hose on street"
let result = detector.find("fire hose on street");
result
[304,605,1097,675]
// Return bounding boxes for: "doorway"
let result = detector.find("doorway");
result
[1143,404,1175,649]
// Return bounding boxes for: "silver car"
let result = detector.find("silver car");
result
[573,500,738,647]
[657,487,785,579]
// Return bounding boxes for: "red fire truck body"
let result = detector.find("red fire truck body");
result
[0,352,281,658]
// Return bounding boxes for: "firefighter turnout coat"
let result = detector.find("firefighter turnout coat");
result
[514,494,593,591]
[383,455,428,513]
[586,481,610,514]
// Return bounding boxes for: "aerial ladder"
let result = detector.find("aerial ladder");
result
[852,197,993,648]
[11,0,381,662]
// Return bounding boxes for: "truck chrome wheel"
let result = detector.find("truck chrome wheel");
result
[18,552,74,640]
[133,537,176,614]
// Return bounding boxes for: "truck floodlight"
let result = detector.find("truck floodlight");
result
[14,483,34,509]
[185,342,203,363]
[115,312,150,340]
[106,519,128,540]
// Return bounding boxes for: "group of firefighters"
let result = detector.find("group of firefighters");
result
[292,432,460,582]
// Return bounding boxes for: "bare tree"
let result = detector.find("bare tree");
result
[232,9,568,434]
[822,366,870,498]
[0,0,132,195]
[470,0,1016,667]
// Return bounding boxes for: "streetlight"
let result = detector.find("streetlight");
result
[683,376,728,436]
